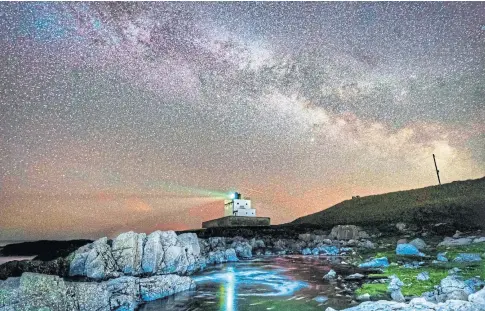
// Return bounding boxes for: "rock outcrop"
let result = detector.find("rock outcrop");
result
[69,231,203,280]
[325,298,482,311]
[0,272,195,311]
[330,225,369,241]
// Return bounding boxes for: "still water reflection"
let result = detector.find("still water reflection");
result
[139,255,353,311]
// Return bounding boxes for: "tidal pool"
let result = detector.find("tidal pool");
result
[139,255,354,311]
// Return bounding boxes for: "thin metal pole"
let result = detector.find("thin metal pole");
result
[433,154,441,185]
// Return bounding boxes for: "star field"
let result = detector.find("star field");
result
[0,2,484,240]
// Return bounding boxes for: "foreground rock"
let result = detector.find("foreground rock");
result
[330,225,369,241]
[325,298,482,311]
[0,272,195,311]
[395,243,425,257]
[69,231,204,279]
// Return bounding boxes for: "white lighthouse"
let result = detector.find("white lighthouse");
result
[201,191,270,228]
[224,192,256,217]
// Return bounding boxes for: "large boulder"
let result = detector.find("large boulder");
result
[396,243,425,257]
[69,231,204,279]
[69,237,118,279]
[142,231,166,274]
[436,276,474,302]
[111,232,146,276]
[0,272,195,311]
[330,225,369,240]
[358,257,389,269]
[409,238,427,250]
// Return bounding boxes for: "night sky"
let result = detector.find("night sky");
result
[1,2,484,240]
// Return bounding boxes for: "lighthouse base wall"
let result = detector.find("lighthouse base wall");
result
[202,216,270,228]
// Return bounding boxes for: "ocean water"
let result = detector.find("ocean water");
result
[0,241,36,265]
[139,255,354,311]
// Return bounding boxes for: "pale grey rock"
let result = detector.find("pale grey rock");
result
[86,238,118,279]
[437,276,474,302]
[330,225,369,240]
[177,233,201,256]
[390,291,405,303]
[359,240,375,249]
[396,223,407,232]
[417,271,430,281]
[323,269,337,280]
[250,238,265,248]
[408,297,436,309]
[345,273,365,280]
[162,245,188,274]
[330,299,481,310]
[19,272,68,311]
[298,233,314,242]
[388,275,405,302]
[142,230,165,274]
[69,237,118,279]
[67,281,110,311]
[70,230,205,280]
[231,241,252,259]
[107,276,139,311]
[468,287,485,308]
[356,293,371,301]
[0,272,195,311]
[0,277,20,308]
[139,275,195,301]
[438,300,482,311]
[177,233,201,273]
[207,237,226,249]
[409,238,427,250]
[206,248,238,264]
[438,237,473,247]
[112,231,146,276]
[472,237,485,244]
[160,230,178,248]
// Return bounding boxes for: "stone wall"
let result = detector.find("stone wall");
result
[202,216,270,228]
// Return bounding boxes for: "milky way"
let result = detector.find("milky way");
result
[1,2,484,240]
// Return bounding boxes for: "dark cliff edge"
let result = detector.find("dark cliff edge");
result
[292,176,485,231]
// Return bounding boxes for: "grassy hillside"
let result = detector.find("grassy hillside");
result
[292,177,485,229]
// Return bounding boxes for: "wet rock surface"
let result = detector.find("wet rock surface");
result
[0,272,195,311]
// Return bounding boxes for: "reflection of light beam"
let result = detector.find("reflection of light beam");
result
[194,266,308,299]
[226,267,236,311]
